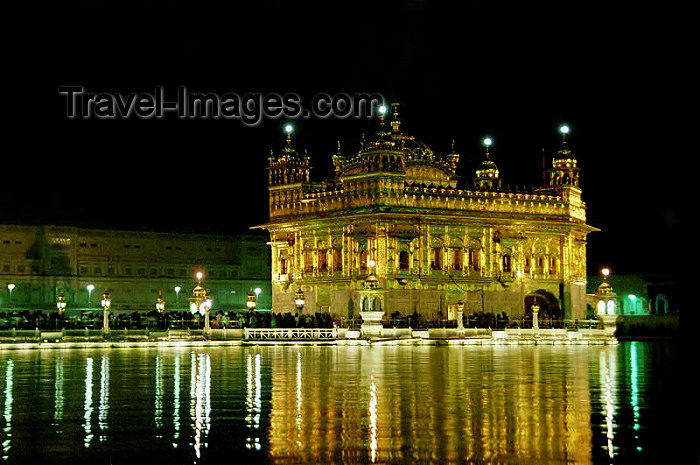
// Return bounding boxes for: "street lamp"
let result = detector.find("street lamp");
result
[174,286,181,306]
[7,283,15,306]
[155,292,166,330]
[295,288,305,313]
[246,288,257,312]
[56,293,66,315]
[101,291,111,335]
[202,292,213,334]
[456,300,464,330]
[56,293,67,330]
[155,292,165,314]
[87,284,95,306]
[531,302,540,332]
[190,272,212,335]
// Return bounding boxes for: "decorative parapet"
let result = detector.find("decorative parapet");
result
[270,182,586,222]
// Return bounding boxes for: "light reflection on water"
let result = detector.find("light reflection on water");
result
[0,343,679,464]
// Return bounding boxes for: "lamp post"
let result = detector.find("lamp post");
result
[456,300,465,331]
[202,292,212,334]
[56,293,67,330]
[156,292,165,313]
[87,284,95,307]
[295,288,305,313]
[7,283,15,307]
[532,302,540,332]
[156,292,165,330]
[190,271,212,335]
[246,288,257,313]
[255,287,262,305]
[101,291,111,335]
[174,286,181,307]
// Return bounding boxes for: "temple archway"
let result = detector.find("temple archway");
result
[524,290,561,321]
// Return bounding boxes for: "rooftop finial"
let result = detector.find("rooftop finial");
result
[378,104,388,130]
[483,136,493,158]
[390,102,401,133]
[284,123,294,145]
[559,124,570,140]
[559,124,570,149]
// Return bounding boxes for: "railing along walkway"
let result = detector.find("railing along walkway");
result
[244,328,337,340]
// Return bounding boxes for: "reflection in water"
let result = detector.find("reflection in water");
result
[173,354,181,445]
[53,357,63,431]
[83,357,93,448]
[246,352,262,451]
[99,355,109,442]
[368,375,377,463]
[0,344,679,464]
[600,348,618,459]
[295,352,302,449]
[2,359,12,462]
[190,353,211,460]
[629,342,641,452]
[267,346,597,464]
[155,354,163,436]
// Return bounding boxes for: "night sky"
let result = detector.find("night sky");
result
[9,1,687,278]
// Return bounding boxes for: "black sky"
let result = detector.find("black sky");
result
[9,0,688,277]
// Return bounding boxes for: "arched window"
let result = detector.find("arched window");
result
[399,251,410,270]
[502,254,512,273]
[304,251,314,272]
[655,294,668,315]
[452,248,462,270]
[279,258,287,275]
[332,249,342,271]
[359,249,367,272]
[318,249,328,271]
[431,248,443,270]
[470,249,481,271]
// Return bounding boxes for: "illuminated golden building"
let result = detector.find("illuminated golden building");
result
[258,105,597,320]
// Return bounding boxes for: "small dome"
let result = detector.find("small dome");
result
[397,136,434,158]
[597,281,614,295]
[478,158,498,172]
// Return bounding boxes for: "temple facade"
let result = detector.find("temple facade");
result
[257,105,597,321]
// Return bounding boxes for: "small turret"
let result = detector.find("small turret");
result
[548,125,580,187]
[535,124,585,221]
[474,137,502,190]
[268,123,310,186]
[446,139,460,174]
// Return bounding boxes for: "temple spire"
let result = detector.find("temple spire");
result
[284,123,293,146]
[390,102,401,133]
[474,136,501,190]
